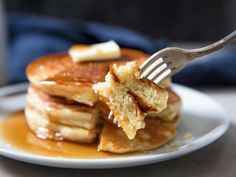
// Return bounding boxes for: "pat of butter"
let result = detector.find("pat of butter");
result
[69,40,121,63]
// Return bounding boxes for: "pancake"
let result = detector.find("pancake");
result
[147,88,182,121]
[156,115,181,129]
[26,49,148,106]
[100,103,180,129]
[26,86,99,129]
[27,48,171,106]
[25,46,177,149]
[100,87,181,125]
[93,72,145,140]
[98,118,176,153]
[159,78,171,88]
[111,62,168,112]
[25,106,97,143]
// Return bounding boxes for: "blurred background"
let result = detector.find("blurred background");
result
[0,0,236,86]
[4,0,236,41]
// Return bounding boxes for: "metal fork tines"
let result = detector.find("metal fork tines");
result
[140,57,171,85]
[108,112,121,127]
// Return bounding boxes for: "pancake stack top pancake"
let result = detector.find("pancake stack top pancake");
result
[25,47,182,153]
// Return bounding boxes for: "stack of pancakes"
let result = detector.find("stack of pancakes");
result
[25,48,181,153]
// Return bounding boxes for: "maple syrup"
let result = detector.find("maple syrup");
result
[0,111,126,158]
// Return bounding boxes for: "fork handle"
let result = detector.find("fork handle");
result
[186,30,236,60]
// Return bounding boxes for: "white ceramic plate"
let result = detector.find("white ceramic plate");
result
[0,83,229,169]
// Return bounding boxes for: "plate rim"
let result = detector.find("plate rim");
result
[0,83,230,169]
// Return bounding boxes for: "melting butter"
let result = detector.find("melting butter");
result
[69,40,121,63]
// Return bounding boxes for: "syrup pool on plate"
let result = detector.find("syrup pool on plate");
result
[0,111,135,158]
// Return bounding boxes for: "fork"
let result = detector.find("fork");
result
[140,30,236,84]
[108,30,236,125]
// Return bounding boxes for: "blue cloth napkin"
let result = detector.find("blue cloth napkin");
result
[7,14,236,86]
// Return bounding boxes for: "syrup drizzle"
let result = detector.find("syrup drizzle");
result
[0,111,128,158]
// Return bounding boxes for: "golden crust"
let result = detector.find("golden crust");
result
[26,49,148,105]
[98,118,176,153]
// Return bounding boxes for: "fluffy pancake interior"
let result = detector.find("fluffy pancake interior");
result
[93,72,145,140]
[111,62,168,112]
[99,92,181,129]
[147,87,182,121]
[98,118,176,153]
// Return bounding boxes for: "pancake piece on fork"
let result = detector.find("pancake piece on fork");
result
[99,92,181,129]
[93,72,145,140]
[111,62,168,112]
[93,62,169,140]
